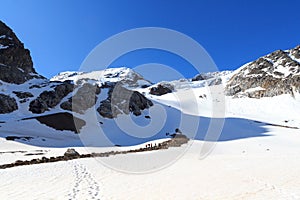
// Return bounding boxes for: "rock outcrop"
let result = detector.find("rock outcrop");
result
[149,83,174,96]
[192,74,205,81]
[60,83,100,114]
[226,46,300,98]
[29,82,74,114]
[0,21,43,84]
[98,83,153,118]
[13,91,34,99]
[0,94,18,114]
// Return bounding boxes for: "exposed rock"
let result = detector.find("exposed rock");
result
[225,46,300,98]
[29,82,74,114]
[60,101,72,111]
[24,112,86,133]
[0,94,18,114]
[64,148,80,158]
[13,91,34,99]
[149,83,174,96]
[0,21,43,84]
[53,81,74,97]
[60,83,100,114]
[290,45,300,59]
[29,98,49,114]
[97,83,153,118]
[6,136,33,141]
[192,74,205,81]
[97,100,115,119]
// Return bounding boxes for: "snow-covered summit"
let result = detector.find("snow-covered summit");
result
[51,67,151,87]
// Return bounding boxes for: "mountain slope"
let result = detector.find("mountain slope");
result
[0,20,300,149]
[225,45,300,98]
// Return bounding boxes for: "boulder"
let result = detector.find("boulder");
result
[64,148,80,158]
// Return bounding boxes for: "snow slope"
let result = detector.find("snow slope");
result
[1,66,300,199]
[1,124,300,200]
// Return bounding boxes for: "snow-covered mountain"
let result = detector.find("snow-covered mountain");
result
[226,45,300,98]
[2,20,300,199]
[0,19,300,147]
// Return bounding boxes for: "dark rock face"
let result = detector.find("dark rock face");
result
[25,112,86,133]
[29,98,49,114]
[0,21,41,84]
[149,83,173,96]
[226,46,300,98]
[0,94,18,114]
[290,45,300,59]
[29,82,74,114]
[97,84,153,118]
[192,74,205,81]
[60,83,100,114]
[97,100,115,119]
[13,91,34,99]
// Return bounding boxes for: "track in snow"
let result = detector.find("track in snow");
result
[68,161,101,200]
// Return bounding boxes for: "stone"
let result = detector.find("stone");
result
[64,148,80,158]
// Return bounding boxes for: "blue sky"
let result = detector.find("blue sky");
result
[1,0,300,82]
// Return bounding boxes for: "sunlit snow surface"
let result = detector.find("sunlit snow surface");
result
[1,67,300,199]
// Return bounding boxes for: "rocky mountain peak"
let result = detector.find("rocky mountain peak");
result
[290,45,300,59]
[225,45,300,98]
[0,21,40,84]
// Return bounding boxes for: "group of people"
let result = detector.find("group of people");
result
[145,143,157,149]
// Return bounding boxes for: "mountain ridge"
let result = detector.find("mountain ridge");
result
[225,45,300,98]
[0,20,299,147]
